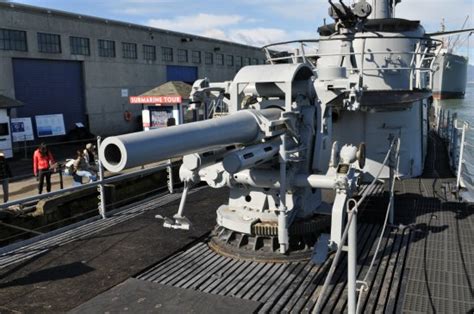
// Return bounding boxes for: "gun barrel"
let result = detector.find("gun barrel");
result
[99,108,281,172]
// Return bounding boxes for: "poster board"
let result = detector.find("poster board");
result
[35,114,66,137]
[11,117,34,142]
[151,109,173,128]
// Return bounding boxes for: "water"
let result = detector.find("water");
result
[435,82,474,191]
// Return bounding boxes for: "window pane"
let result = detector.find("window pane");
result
[216,53,224,65]
[98,39,115,57]
[192,50,201,64]
[226,55,234,66]
[0,29,27,52]
[235,56,242,68]
[177,49,188,63]
[143,45,156,61]
[162,47,173,62]
[70,36,90,55]
[37,32,61,53]
[204,52,213,65]
[122,42,137,59]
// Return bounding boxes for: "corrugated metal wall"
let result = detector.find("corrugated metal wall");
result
[12,58,86,138]
[166,65,198,84]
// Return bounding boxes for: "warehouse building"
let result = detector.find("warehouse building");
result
[0,2,266,138]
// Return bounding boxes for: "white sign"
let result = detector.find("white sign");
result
[11,117,34,142]
[121,89,129,97]
[35,114,66,137]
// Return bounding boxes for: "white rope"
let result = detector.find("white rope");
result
[312,138,398,313]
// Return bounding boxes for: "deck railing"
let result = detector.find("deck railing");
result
[0,136,175,245]
[435,108,473,199]
[262,36,442,91]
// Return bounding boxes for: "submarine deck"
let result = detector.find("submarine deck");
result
[0,133,473,313]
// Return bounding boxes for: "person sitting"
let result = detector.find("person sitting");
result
[83,143,98,172]
[73,150,97,183]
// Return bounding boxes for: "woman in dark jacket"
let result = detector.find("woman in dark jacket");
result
[0,150,12,203]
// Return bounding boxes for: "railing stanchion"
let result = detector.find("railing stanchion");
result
[97,136,106,219]
[456,123,468,192]
[167,159,174,194]
[347,204,357,314]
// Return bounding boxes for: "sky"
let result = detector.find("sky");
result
[6,0,474,61]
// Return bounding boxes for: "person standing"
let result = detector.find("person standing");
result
[0,151,12,203]
[33,143,55,194]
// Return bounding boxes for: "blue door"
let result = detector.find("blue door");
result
[12,58,86,137]
[166,65,198,84]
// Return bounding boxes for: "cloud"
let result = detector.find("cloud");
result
[228,28,289,46]
[388,0,473,32]
[148,13,243,32]
[145,12,315,47]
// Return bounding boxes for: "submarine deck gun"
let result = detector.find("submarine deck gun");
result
[100,63,365,260]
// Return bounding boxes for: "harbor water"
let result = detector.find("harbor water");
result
[435,82,474,193]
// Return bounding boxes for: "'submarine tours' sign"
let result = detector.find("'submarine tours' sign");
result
[129,96,182,104]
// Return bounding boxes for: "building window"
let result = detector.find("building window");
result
[192,50,201,64]
[37,32,61,53]
[98,39,115,57]
[252,58,259,65]
[216,53,224,65]
[0,29,27,51]
[122,42,137,59]
[204,52,213,65]
[244,57,251,66]
[70,36,90,56]
[143,45,156,61]
[177,49,188,63]
[226,55,234,66]
[162,47,173,62]
[235,56,242,68]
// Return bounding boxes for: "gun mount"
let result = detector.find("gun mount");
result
[100,63,365,261]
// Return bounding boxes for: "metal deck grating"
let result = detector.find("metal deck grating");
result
[136,223,412,313]
[395,179,474,313]
[133,177,473,313]
[0,187,206,269]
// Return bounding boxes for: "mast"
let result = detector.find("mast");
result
[369,0,400,19]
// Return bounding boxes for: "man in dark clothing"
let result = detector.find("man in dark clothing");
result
[0,151,12,203]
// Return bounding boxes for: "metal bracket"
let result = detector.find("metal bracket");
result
[155,181,191,230]
[247,109,287,137]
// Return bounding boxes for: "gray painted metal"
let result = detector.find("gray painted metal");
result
[100,109,281,172]
[432,52,468,98]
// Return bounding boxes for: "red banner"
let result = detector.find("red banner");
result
[129,95,182,104]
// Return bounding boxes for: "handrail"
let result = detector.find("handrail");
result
[0,161,172,211]
[261,35,442,50]
[435,108,472,195]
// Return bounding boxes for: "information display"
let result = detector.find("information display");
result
[35,114,66,137]
[11,117,34,142]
